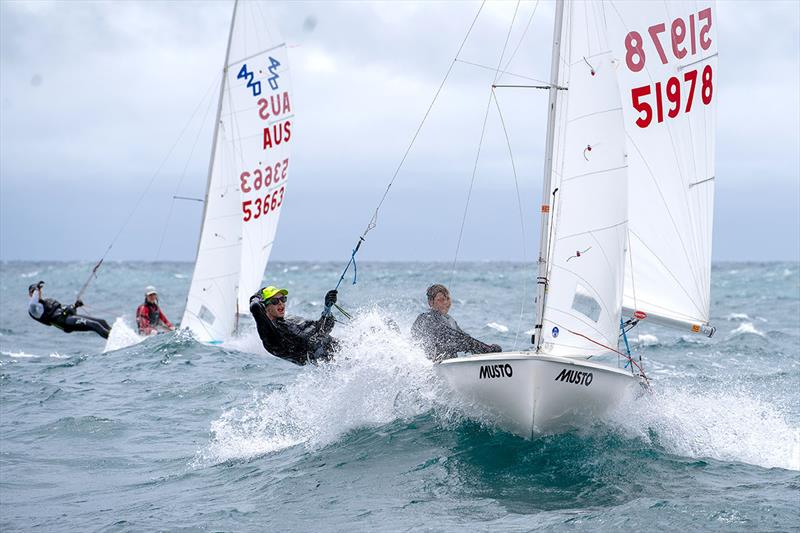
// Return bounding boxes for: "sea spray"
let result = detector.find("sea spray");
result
[198,310,451,465]
[609,383,800,471]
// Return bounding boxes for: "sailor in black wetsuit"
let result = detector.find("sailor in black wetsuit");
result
[411,283,501,362]
[27,281,111,339]
[249,285,339,365]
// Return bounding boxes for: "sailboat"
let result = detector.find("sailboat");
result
[436,0,718,437]
[180,1,294,344]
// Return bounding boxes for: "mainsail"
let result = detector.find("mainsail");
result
[607,1,718,334]
[182,1,293,343]
[538,2,629,358]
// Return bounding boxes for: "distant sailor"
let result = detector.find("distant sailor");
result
[136,286,175,336]
[249,286,339,365]
[411,283,501,362]
[27,281,111,339]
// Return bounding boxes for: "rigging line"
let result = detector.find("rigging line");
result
[492,0,521,85]
[102,71,221,265]
[500,0,541,76]
[491,88,528,350]
[450,0,519,281]
[551,320,649,381]
[450,91,494,281]
[454,58,550,85]
[156,74,219,261]
[360,0,487,239]
[330,1,487,292]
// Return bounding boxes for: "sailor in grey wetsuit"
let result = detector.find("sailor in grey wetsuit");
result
[249,285,339,365]
[27,281,111,339]
[411,283,501,362]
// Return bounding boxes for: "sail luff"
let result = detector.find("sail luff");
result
[180,0,239,341]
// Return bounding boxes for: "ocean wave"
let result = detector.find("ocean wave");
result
[1,350,39,358]
[610,384,800,471]
[726,313,750,321]
[195,310,443,467]
[729,322,766,337]
[103,317,146,353]
[20,270,40,278]
[632,334,659,347]
[486,322,509,333]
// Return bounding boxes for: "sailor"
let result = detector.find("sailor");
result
[249,286,339,365]
[27,281,111,339]
[411,283,501,362]
[136,286,175,335]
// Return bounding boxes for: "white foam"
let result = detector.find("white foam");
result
[611,385,800,471]
[633,334,659,346]
[103,317,145,353]
[729,322,765,337]
[486,322,509,333]
[173,273,186,279]
[20,270,40,278]
[196,310,444,466]
[1,350,39,358]
[726,313,750,321]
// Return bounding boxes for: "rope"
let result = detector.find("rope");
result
[559,324,649,382]
[330,1,487,291]
[490,88,529,350]
[451,0,521,283]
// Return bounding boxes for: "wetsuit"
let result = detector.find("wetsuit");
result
[249,295,338,365]
[411,310,500,362]
[136,302,174,335]
[28,294,111,339]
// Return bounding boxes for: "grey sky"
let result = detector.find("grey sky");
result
[1,0,798,263]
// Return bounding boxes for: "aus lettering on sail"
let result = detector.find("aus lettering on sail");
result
[258,62,292,151]
[237,54,293,224]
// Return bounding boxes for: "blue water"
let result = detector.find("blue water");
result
[1,261,798,531]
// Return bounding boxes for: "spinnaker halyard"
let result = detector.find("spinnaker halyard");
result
[181,1,294,344]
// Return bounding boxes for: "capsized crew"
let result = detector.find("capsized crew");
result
[249,285,339,365]
[27,281,111,339]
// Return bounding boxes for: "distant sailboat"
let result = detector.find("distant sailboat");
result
[437,0,718,437]
[181,0,294,344]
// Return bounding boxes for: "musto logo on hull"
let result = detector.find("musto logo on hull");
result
[554,368,593,386]
[478,364,513,379]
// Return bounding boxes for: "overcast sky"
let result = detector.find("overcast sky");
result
[1,0,798,263]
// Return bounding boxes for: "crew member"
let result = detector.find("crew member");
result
[411,283,501,362]
[136,286,175,335]
[27,281,111,339]
[249,285,339,365]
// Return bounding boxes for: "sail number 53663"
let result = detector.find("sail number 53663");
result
[631,66,713,128]
[242,186,285,222]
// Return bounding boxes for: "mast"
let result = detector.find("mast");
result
[533,0,565,351]
[183,0,239,318]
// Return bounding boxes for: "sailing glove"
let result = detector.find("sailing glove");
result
[324,290,338,308]
[74,299,84,308]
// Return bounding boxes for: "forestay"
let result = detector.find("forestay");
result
[607,1,718,334]
[539,2,629,358]
[182,1,294,343]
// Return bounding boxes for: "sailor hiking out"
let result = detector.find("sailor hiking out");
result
[412,284,501,362]
[250,286,340,365]
[27,281,111,339]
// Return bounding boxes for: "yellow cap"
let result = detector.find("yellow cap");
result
[261,286,288,300]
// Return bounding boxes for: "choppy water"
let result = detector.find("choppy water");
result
[1,261,798,531]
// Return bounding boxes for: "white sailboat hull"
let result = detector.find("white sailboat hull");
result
[436,352,645,438]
